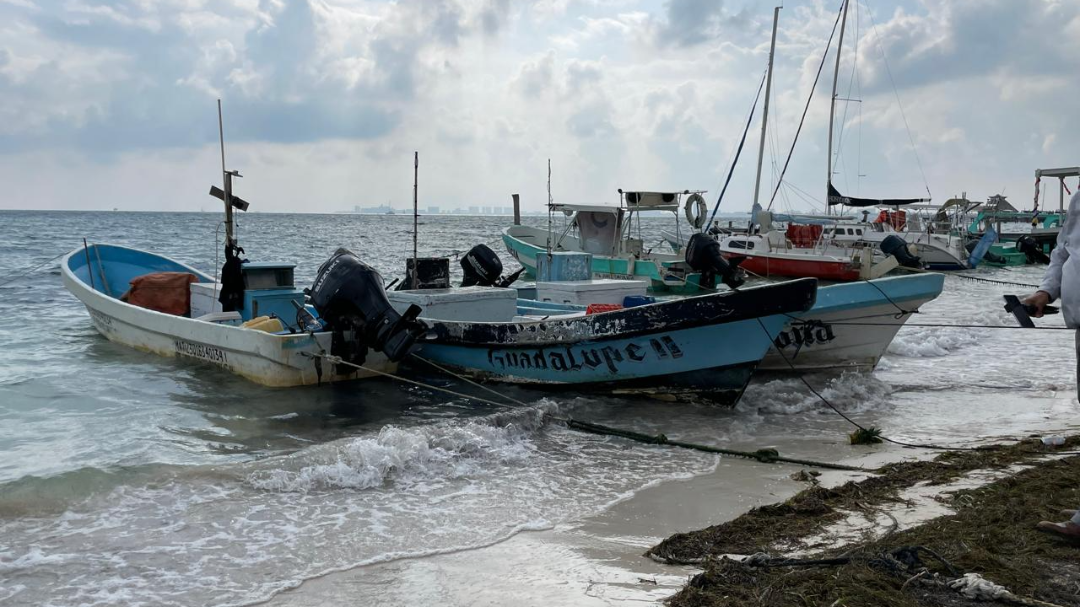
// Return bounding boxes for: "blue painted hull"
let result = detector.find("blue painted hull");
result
[411,278,819,404]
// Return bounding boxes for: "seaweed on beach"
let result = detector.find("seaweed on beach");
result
[652,436,1080,607]
[647,435,1080,563]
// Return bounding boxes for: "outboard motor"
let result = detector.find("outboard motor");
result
[308,248,427,368]
[880,235,923,269]
[685,233,745,289]
[1016,235,1050,264]
[460,244,524,288]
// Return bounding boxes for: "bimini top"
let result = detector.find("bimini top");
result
[618,190,688,210]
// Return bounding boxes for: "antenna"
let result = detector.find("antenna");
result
[546,159,553,255]
[412,151,419,288]
[215,99,244,247]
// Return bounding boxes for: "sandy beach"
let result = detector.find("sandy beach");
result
[266,389,1080,606]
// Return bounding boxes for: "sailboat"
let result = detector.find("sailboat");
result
[718,0,928,281]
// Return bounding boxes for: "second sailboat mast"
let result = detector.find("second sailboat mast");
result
[826,0,850,214]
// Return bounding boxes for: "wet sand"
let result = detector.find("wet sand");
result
[267,391,1080,606]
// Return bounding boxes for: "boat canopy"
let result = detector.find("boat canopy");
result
[619,190,684,211]
[551,203,621,215]
[826,182,931,207]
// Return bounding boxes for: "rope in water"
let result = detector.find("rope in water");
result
[0,252,67,288]
[893,265,1041,289]
[300,351,872,472]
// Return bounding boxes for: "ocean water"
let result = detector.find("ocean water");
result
[0,211,1074,606]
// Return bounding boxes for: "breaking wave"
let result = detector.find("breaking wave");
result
[738,372,892,416]
[245,402,558,492]
[887,326,980,357]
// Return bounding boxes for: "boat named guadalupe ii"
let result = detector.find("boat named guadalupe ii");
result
[63,105,426,387]
[408,277,819,405]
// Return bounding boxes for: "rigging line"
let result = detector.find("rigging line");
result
[0,252,68,288]
[766,0,846,211]
[708,67,769,227]
[866,3,931,199]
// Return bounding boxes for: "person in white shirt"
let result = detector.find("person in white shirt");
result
[1024,190,1080,541]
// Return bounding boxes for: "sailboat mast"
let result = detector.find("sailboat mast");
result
[752,6,781,210]
[826,0,850,214]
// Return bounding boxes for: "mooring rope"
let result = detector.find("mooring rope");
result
[300,352,871,472]
[893,265,1041,289]
[0,252,67,288]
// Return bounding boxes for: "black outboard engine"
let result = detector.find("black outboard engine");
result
[685,233,745,289]
[880,235,923,269]
[460,244,523,288]
[1016,235,1050,264]
[308,248,427,368]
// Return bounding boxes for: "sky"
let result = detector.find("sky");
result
[0,0,1078,213]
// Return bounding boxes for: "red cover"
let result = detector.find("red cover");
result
[785,224,824,247]
[874,210,907,231]
[586,303,623,315]
[121,272,199,316]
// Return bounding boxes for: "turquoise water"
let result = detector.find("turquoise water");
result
[0,211,1074,606]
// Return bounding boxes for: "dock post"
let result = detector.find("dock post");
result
[512,194,521,225]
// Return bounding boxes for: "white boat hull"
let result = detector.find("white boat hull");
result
[759,275,942,372]
[62,245,393,387]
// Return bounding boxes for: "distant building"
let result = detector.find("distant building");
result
[468,206,480,214]
[427,206,440,214]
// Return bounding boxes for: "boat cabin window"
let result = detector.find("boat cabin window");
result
[855,229,863,236]
[727,239,754,250]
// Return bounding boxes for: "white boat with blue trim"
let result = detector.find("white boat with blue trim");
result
[61,244,419,387]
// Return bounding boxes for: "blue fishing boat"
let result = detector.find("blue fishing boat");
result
[409,278,818,404]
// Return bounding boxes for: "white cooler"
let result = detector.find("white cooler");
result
[535,279,647,305]
[389,286,518,322]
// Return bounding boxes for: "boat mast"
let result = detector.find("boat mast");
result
[826,0,850,215]
[412,151,419,288]
[752,6,781,211]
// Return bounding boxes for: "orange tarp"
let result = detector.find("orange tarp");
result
[121,272,199,316]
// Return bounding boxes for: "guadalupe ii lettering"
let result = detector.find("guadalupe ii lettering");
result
[488,336,682,375]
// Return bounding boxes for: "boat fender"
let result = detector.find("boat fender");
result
[461,244,504,287]
[1016,235,1050,264]
[880,235,922,269]
[685,233,745,289]
[309,248,428,363]
[683,193,708,230]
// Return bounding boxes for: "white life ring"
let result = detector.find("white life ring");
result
[684,193,708,230]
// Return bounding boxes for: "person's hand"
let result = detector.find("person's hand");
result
[1022,290,1051,317]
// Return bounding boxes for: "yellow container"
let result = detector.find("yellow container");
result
[242,316,285,333]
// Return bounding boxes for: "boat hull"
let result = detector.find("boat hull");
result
[413,278,818,404]
[62,244,393,387]
[724,252,862,281]
[759,273,945,372]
